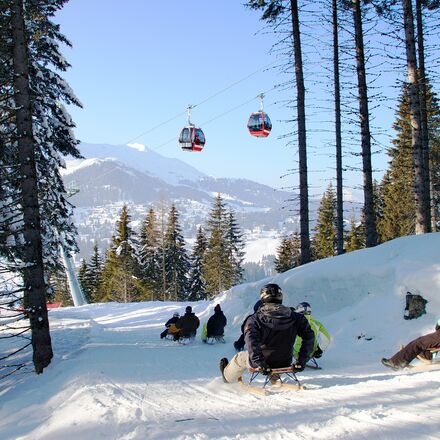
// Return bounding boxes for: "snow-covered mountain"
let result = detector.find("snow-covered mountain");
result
[63,143,308,263]
[2,233,439,439]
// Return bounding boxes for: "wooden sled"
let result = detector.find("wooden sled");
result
[238,366,305,395]
[417,347,440,365]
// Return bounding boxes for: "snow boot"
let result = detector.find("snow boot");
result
[381,358,407,371]
[219,358,229,383]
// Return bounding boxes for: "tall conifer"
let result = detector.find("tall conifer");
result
[188,226,208,301]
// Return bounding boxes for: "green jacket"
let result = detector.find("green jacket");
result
[293,314,330,358]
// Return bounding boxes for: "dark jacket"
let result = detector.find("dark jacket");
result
[176,312,200,337]
[165,316,179,327]
[207,311,227,337]
[244,303,314,369]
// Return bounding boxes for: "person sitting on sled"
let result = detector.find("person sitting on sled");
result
[160,312,180,339]
[219,283,315,383]
[202,304,227,342]
[382,318,440,370]
[232,300,263,351]
[293,302,331,364]
[174,306,200,340]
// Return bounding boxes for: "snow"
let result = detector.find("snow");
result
[1,233,440,439]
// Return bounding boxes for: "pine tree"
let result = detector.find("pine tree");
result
[202,194,233,298]
[78,258,91,302]
[379,83,440,241]
[137,208,161,298]
[85,243,103,303]
[274,233,300,273]
[225,211,245,286]
[313,183,337,259]
[1,0,82,373]
[345,210,364,252]
[100,205,145,302]
[164,205,189,301]
[188,226,208,301]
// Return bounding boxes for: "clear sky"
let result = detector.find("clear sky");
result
[54,0,428,203]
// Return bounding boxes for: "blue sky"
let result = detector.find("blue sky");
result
[55,0,412,200]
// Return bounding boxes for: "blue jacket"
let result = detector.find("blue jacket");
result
[244,303,314,368]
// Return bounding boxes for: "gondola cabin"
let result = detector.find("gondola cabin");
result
[179,125,206,152]
[247,111,272,138]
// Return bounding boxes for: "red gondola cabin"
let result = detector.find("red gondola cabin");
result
[179,126,206,152]
[247,111,272,138]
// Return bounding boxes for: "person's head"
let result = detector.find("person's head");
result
[173,312,180,318]
[214,304,221,313]
[296,302,312,315]
[185,306,192,314]
[260,283,283,304]
[436,318,440,331]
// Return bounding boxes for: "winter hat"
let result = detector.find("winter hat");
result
[185,306,192,313]
[214,304,221,313]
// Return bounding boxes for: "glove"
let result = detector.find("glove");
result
[292,362,305,372]
[314,346,323,359]
[256,362,271,375]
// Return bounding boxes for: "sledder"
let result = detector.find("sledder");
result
[219,283,314,392]
[381,318,440,371]
[160,312,180,340]
[202,304,227,344]
[293,302,331,369]
[174,306,200,343]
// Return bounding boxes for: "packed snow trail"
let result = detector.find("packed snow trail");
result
[1,233,440,439]
[1,301,439,440]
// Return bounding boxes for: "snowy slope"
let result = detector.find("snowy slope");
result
[1,233,440,440]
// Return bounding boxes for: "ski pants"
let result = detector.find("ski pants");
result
[391,329,440,365]
[223,351,250,383]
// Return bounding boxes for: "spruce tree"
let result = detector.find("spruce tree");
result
[188,226,208,301]
[313,183,337,259]
[380,83,440,240]
[202,194,233,297]
[274,233,300,273]
[85,243,103,303]
[345,210,364,252]
[100,205,145,302]
[78,258,90,302]
[138,208,161,298]
[225,211,245,286]
[164,205,189,301]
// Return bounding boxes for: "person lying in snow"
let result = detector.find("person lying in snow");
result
[219,283,315,383]
[160,312,180,339]
[174,306,200,340]
[381,318,440,370]
[293,302,331,361]
[202,304,227,342]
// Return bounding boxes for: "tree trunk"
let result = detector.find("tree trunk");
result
[290,0,311,264]
[333,0,344,255]
[402,0,429,234]
[352,0,377,248]
[11,0,53,374]
[415,0,433,231]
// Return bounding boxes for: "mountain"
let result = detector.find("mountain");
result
[63,143,307,263]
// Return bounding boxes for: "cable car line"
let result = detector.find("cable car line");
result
[123,58,281,146]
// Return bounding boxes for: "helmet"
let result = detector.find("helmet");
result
[260,284,283,304]
[296,302,311,315]
[173,312,180,318]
